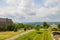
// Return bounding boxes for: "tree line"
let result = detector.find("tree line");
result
[0,22,60,32]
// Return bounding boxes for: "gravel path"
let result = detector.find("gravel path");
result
[6,30,34,40]
[54,35,60,40]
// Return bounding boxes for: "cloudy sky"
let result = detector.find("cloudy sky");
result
[0,0,60,23]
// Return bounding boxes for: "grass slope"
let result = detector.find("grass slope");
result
[0,30,24,40]
[15,29,52,40]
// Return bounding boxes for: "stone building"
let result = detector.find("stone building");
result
[0,18,13,30]
[50,24,58,29]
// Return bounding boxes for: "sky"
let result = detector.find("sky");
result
[0,0,60,23]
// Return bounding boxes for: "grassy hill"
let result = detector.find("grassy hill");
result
[15,29,52,40]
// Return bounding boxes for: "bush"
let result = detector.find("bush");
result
[7,24,15,31]
[52,28,58,31]
[58,24,60,28]
[35,25,40,31]
[43,22,49,29]
[23,24,33,31]
[14,27,18,32]
[16,23,24,29]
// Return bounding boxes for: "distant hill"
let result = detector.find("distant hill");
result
[22,22,60,25]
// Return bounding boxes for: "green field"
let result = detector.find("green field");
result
[15,29,52,40]
[0,30,24,40]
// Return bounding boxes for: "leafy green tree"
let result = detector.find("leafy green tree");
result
[14,26,18,32]
[15,23,24,29]
[23,24,33,31]
[7,24,15,31]
[13,23,24,32]
[43,22,49,28]
[58,24,60,28]
[19,23,24,28]
[35,25,40,31]
[24,27,27,31]
[25,24,31,29]
[14,24,19,32]
[57,24,60,31]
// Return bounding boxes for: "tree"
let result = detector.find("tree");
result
[43,22,49,28]
[14,24,19,32]
[7,24,15,31]
[15,23,24,29]
[35,25,40,31]
[19,23,24,28]
[23,24,33,31]
[24,27,27,31]
[58,24,60,28]
[14,26,18,32]
[57,24,60,31]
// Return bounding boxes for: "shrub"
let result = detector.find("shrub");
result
[23,26,26,31]
[52,28,58,31]
[43,22,49,29]
[7,24,15,31]
[35,25,40,31]
[14,27,18,32]
[58,24,60,29]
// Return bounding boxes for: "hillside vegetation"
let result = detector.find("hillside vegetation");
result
[15,29,52,40]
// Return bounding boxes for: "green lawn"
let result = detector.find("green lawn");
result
[0,30,24,40]
[15,29,53,40]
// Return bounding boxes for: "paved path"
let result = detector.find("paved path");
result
[54,35,60,40]
[6,30,34,40]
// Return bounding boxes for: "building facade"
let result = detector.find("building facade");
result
[0,18,13,30]
[50,24,58,29]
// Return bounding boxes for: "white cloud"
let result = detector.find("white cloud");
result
[0,0,60,22]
